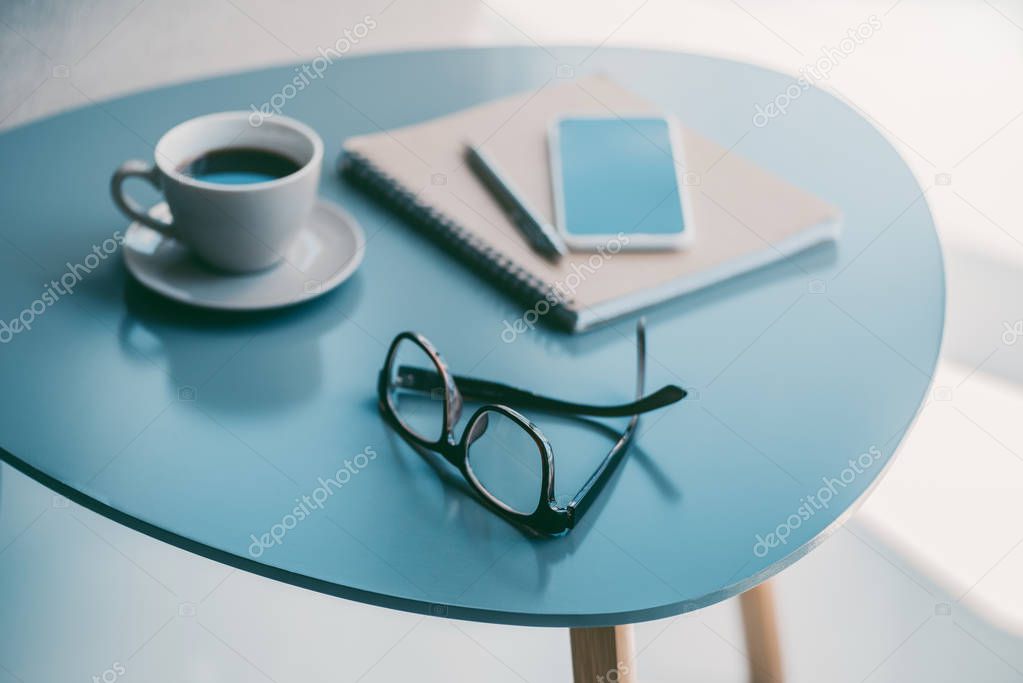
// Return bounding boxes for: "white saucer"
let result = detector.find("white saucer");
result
[123,200,365,311]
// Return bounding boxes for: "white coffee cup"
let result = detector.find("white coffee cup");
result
[111,111,323,273]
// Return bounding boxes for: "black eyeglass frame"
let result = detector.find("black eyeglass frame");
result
[377,319,686,535]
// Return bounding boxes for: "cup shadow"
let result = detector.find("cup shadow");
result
[117,272,362,414]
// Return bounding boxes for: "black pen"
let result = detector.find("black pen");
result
[465,144,567,262]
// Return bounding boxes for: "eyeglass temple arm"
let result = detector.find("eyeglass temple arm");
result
[450,373,684,417]
[566,318,653,526]
[394,364,684,417]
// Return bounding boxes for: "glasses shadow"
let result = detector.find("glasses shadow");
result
[379,403,681,592]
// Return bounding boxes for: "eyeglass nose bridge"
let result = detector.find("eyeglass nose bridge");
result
[444,380,463,436]
[465,410,489,447]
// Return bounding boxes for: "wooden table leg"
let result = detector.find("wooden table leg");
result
[570,625,636,683]
[570,583,780,683]
[739,581,784,683]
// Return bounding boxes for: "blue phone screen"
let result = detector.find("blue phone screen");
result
[553,117,685,237]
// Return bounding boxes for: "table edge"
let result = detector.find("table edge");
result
[0,44,947,627]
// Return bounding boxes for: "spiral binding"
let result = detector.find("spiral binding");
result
[341,150,577,330]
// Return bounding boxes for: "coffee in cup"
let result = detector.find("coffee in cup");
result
[111,111,323,273]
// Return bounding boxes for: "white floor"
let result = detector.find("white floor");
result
[2,1,1023,680]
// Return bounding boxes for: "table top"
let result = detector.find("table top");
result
[0,46,943,627]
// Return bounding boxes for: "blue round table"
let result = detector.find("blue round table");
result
[0,45,942,678]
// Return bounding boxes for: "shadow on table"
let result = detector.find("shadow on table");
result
[380,408,679,593]
[487,240,838,359]
[116,273,363,414]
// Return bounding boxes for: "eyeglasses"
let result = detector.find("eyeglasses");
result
[377,319,686,535]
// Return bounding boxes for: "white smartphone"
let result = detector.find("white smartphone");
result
[549,115,695,251]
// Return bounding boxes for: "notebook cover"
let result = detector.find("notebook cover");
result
[342,75,840,332]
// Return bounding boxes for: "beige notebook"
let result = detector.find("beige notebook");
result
[341,76,840,332]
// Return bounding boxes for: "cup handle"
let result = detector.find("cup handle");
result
[110,160,174,236]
